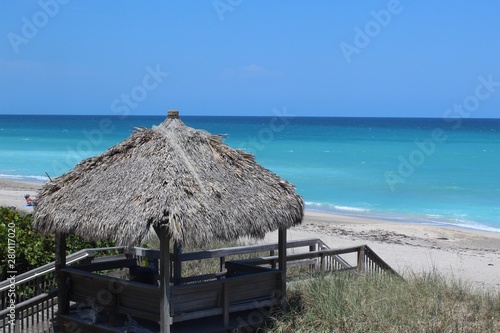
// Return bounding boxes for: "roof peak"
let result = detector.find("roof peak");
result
[168,110,180,119]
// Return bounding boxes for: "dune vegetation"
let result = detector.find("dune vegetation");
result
[264,272,499,333]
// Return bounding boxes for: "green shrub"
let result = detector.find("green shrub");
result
[0,206,115,280]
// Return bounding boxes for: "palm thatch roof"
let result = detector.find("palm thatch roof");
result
[33,111,304,246]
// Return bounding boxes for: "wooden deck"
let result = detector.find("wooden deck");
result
[58,308,269,333]
[0,239,400,333]
[56,263,280,332]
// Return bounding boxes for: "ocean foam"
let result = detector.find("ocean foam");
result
[333,205,370,213]
[304,204,500,234]
[0,174,49,182]
[305,201,371,213]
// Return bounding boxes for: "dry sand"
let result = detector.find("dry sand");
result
[1,178,499,291]
[265,212,500,291]
[0,178,43,212]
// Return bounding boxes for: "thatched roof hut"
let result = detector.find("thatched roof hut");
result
[33,110,304,247]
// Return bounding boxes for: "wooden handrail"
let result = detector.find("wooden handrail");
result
[219,245,400,277]
[1,240,400,333]
[0,246,127,333]
[174,238,327,262]
[1,242,399,293]
[0,246,125,292]
[364,245,401,276]
[0,288,59,318]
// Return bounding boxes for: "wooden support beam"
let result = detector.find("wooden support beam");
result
[219,256,226,274]
[55,233,69,315]
[223,282,229,327]
[278,226,287,312]
[157,226,171,333]
[309,243,316,271]
[173,242,182,286]
[270,250,276,269]
[357,246,366,274]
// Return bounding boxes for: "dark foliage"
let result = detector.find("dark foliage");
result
[1,207,115,281]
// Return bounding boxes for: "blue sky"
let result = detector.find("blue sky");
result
[1,1,499,117]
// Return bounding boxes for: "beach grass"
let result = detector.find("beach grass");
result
[144,236,499,332]
[264,271,500,333]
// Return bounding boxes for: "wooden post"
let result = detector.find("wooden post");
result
[309,243,316,272]
[157,226,171,333]
[173,242,182,286]
[55,233,68,315]
[219,256,226,275]
[357,246,365,274]
[278,226,287,312]
[223,282,229,327]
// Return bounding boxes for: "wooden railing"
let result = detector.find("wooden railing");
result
[169,238,337,284]
[126,238,335,284]
[360,245,399,275]
[0,247,123,332]
[171,269,281,327]
[232,244,400,278]
[59,266,281,331]
[0,239,399,332]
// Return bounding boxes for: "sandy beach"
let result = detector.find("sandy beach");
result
[1,178,499,291]
[0,179,43,212]
[265,212,500,291]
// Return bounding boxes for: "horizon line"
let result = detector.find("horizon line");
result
[1,114,500,120]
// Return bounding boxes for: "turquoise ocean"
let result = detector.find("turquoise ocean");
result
[1,115,499,233]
